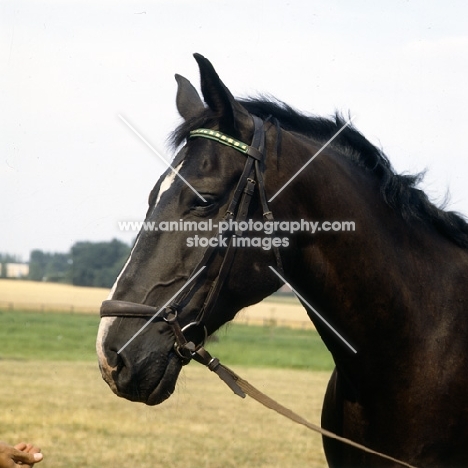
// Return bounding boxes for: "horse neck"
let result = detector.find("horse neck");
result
[278,135,468,360]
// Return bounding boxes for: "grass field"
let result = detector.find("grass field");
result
[1,361,330,468]
[0,281,333,467]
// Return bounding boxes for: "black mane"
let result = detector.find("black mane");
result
[172,97,468,248]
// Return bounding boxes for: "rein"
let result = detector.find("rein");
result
[100,117,418,468]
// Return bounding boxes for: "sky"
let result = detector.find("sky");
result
[2,0,468,261]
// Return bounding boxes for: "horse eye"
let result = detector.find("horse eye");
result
[198,197,214,206]
[192,194,217,214]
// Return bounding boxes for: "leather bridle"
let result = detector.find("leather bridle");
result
[100,115,283,365]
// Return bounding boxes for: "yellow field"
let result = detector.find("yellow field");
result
[1,360,330,468]
[0,279,312,328]
[0,279,109,312]
[236,298,312,328]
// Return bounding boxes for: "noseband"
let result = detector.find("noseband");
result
[100,115,283,364]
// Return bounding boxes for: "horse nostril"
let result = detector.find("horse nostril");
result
[108,347,132,374]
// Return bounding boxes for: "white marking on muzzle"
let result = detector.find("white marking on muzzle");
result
[96,316,118,391]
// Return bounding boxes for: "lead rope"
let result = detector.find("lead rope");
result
[190,346,419,468]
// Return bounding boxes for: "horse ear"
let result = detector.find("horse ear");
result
[193,53,250,132]
[175,74,205,121]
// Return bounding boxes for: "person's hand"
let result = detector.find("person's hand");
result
[0,442,43,468]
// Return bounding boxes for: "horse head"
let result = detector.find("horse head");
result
[96,54,287,405]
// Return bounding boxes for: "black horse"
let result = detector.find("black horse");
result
[97,54,468,467]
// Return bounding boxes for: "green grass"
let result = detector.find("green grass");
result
[210,324,333,370]
[0,310,100,361]
[0,310,334,370]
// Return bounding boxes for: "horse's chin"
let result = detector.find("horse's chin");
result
[145,354,182,406]
[111,351,183,406]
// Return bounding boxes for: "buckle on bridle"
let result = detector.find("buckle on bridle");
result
[181,321,208,349]
[168,314,208,365]
[162,306,178,323]
[174,341,197,364]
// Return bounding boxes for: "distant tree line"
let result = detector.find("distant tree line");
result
[28,239,131,288]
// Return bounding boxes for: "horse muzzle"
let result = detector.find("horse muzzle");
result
[97,301,185,405]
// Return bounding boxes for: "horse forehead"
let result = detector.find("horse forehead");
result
[185,139,234,172]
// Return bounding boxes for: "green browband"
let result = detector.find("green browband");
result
[189,128,250,155]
